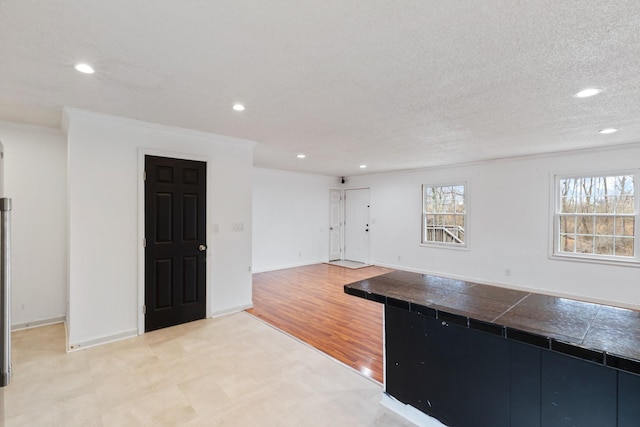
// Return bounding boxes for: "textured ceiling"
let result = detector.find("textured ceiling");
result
[1,0,640,176]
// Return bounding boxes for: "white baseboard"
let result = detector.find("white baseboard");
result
[380,393,446,427]
[12,315,66,331]
[68,329,138,352]
[252,260,326,274]
[67,305,253,352]
[209,303,253,319]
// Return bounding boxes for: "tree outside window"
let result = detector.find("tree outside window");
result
[422,184,466,246]
[556,173,637,262]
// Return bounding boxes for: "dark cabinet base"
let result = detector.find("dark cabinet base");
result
[618,371,640,427]
[384,303,639,427]
[467,329,510,427]
[386,304,467,425]
[510,341,541,427]
[541,351,617,426]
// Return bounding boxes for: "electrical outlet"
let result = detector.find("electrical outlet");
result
[505,269,511,277]
[232,223,244,232]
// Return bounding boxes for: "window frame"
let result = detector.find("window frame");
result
[420,181,468,250]
[550,170,639,266]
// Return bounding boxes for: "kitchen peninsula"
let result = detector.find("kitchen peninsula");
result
[344,270,640,427]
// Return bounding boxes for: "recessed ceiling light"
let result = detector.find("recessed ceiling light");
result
[297,154,306,159]
[359,164,367,169]
[232,104,245,111]
[574,88,601,98]
[74,63,95,74]
[598,128,618,134]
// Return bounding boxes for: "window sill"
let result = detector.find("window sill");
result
[549,253,640,268]
[420,242,469,251]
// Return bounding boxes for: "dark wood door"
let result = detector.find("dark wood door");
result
[145,155,206,332]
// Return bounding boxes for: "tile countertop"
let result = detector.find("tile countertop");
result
[344,270,640,375]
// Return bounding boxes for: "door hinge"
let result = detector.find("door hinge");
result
[143,171,147,181]
[143,305,146,314]
[143,238,146,248]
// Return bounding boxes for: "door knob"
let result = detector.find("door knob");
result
[199,244,207,252]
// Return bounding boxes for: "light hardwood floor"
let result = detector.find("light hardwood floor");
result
[1,312,414,426]
[248,264,393,383]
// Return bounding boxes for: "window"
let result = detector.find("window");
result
[422,184,466,246]
[554,172,638,263]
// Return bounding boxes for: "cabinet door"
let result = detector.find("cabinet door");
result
[385,306,467,426]
[541,351,616,426]
[618,371,640,427]
[422,316,467,427]
[466,329,510,427]
[385,305,427,406]
[510,341,541,427]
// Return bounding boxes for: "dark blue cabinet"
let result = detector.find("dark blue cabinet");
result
[541,351,617,426]
[385,305,467,426]
[385,304,424,406]
[466,329,510,427]
[384,303,638,427]
[618,371,640,427]
[424,316,467,426]
[510,341,541,427]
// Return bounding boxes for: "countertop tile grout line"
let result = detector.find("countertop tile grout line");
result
[580,305,603,344]
[491,293,532,324]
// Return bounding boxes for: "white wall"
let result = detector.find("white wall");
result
[347,143,640,309]
[252,168,338,272]
[0,121,67,328]
[65,109,254,348]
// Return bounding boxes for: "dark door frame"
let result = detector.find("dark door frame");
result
[136,149,210,335]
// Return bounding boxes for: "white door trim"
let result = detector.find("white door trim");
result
[328,187,344,261]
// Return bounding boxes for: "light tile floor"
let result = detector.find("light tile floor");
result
[0,312,415,426]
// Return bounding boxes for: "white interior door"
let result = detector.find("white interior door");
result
[344,188,370,263]
[328,189,342,261]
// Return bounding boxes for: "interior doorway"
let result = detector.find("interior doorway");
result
[144,155,207,332]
